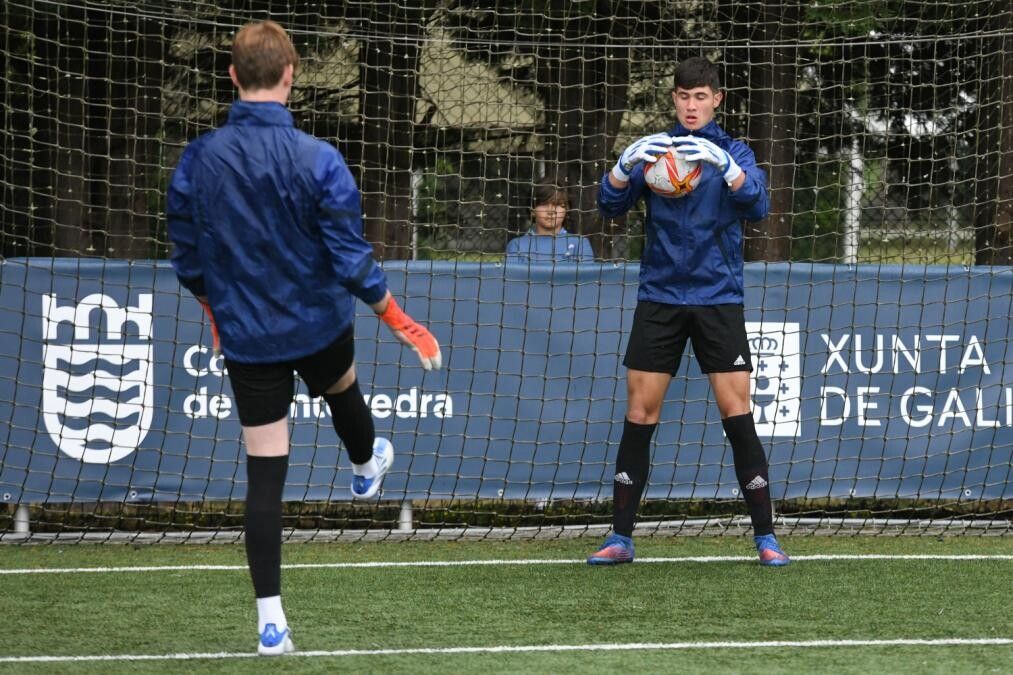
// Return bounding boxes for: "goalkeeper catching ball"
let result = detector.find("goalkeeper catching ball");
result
[589,57,789,567]
[166,20,441,656]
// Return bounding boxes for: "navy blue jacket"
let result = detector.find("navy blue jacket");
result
[168,101,387,363]
[598,120,769,305]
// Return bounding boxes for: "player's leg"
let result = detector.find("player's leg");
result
[709,371,787,565]
[695,305,789,566]
[588,371,671,565]
[295,328,392,499]
[589,302,686,565]
[226,359,297,654]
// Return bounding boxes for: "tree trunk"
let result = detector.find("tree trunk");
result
[359,4,423,261]
[0,5,27,257]
[973,8,1012,264]
[536,1,629,259]
[89,17,164,259]
[2,6,69,257]
[5,5,161,259]
[743,0,798,262]
[997,34,1013,262]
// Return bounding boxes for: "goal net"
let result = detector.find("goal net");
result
[1,0,1010,541]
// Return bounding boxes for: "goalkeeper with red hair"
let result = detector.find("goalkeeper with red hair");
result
[167,20,441,656]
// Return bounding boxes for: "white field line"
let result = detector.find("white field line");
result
[1,638,1010,663]
[0,554,1010,575]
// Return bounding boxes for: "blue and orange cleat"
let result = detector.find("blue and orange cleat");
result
[755,533,790,567]
[587,533,635,565]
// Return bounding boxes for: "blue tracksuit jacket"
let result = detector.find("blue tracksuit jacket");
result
[598,120,770,305]
[167,101,387,363]
[505,228,595,263]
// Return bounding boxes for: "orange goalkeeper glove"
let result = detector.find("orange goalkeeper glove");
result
[378,298,442,371]
[198,300,222,357]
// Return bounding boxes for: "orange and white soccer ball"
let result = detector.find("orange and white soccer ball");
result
[643,148,702,197]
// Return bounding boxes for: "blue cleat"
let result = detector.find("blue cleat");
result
[587,533,635,565]
[257,623,295,656]
[755,534,790,567]
[351,438,394,499]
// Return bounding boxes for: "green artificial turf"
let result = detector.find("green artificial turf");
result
[0,536,1009,674]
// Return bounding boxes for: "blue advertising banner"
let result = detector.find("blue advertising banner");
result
[1,259,1010,504]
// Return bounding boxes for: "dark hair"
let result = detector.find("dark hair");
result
[532,178,569,209]
[232,21,299,91]
[673,56,721,92]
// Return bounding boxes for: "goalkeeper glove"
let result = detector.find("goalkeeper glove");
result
[611,133,674,182]
[198,300,222,357]
[378,298,443,371]
[671,136,743,185]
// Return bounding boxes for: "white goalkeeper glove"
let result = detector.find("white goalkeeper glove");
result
[611,133,674,182]
[671,136,743,185]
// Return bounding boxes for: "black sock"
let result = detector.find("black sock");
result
[245,454,289,598]
[722,413,774,536]
[612,419,656,538]
[323,380,375,465]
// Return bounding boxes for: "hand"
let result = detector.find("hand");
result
[612,133,674,182]
[671,136,743,185]
[198,300,222,357]
[377,297,442,371]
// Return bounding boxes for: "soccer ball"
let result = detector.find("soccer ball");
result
[643,148,702,198]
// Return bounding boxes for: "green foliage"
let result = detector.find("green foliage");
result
[790,164,846,263]
[413,156,459,257]
[5,0,1005,261]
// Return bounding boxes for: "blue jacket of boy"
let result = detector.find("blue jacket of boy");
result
[505,228,595,263]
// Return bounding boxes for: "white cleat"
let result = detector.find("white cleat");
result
[257,623,295,656]
[351,438,394,499]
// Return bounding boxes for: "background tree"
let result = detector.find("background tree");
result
[446,1,719,258]
[721,0,800,262]
[136,0,428,261]
[2,0,1008,265]
[1,2,164,258]
[971,3,1013,264]
[350,2,425,260]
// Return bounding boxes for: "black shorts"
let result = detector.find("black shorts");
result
[623,301,752,375]
[225,328,355,427]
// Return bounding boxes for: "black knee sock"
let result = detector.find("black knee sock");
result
[722,413,774,536]
[245,454,289,598]
[612,419,656,538]
[323,380,375,465]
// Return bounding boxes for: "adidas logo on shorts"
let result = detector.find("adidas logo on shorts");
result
[733,354,746,366]
[614,472,633,485]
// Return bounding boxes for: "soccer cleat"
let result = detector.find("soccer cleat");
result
[257,623,295,656]
[755,533,791,567]
[351,437,394,499]
[586,533,635,565]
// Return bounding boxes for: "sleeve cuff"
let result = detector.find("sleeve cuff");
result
[729,179,762,207]
[356,280,388,306]
[178,275,206,297]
